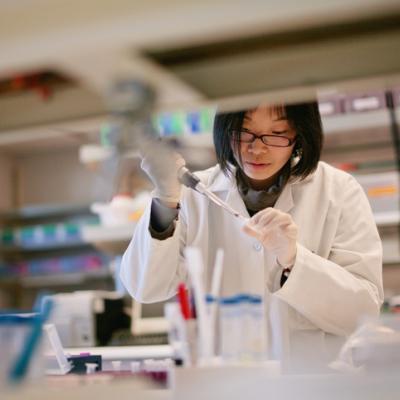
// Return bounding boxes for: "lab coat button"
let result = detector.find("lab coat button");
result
[253,242,262,251]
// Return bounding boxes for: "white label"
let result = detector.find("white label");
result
[353,97,380,111]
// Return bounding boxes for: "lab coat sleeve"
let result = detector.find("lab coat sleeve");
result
[119,200,188,303]
[274,175,383,337]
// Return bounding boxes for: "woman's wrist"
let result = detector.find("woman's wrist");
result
[276,253,296,270]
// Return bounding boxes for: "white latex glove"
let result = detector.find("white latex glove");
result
[140,139,186,203]
[243,208,298,269]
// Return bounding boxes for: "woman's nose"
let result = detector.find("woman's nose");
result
[247,138,267,154]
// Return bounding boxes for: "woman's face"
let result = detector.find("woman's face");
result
[234,106,296,190]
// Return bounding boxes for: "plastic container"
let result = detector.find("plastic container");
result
[218,294,268,364]
[17,226,37,247]
[91,192,150,227]
[219,296,242,363]
[0,313,45,385]
[1,227,15,246]
[353,171,399,215]
[333,315,400,373]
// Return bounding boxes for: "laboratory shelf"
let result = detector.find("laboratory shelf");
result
[374,211,400,227]
[0,203,100,258]
[320,107,399,169]
[0,270,113,289]
[0,240,92,253]
[19,269,112,288]
[0,276,18,287]
[0,203,92,223]
[321,108,394,134]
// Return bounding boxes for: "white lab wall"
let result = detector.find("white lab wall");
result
[16,149,115,206]
[383,265,400,295]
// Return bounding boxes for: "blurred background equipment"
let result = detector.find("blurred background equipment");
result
[46,291,130,347]
[1,0,400,352]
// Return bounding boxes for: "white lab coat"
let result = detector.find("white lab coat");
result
[120,161,383,372]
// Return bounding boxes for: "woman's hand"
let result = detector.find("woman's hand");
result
[243,208,298,269]
[140,139,186,204]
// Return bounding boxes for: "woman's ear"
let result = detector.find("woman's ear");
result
[290,145,303,173]
[292,139,303,158]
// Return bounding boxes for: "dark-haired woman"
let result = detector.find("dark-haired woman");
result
[121,103,383,371]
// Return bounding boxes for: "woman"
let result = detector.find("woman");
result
[120,102,383,371]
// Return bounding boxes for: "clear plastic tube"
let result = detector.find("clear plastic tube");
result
[178,167,248,222]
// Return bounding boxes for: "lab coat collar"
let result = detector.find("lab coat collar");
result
[274,179,294,213]
[205,164,236,192]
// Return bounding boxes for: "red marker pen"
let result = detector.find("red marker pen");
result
[177,283,192,320]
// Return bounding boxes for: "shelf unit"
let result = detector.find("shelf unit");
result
[321,107,400,172]
[0,204,99,258]
[19,269,113,288]
[0,241,91,253]
[0,204,116,307]
[320,106,400,271]
[0,269,113,288]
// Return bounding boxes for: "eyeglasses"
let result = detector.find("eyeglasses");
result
[232,129,295,148]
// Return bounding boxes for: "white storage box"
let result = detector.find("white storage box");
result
[353,171,399,218]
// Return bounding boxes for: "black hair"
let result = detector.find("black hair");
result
[213,101,323,180]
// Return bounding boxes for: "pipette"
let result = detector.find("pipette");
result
[178,166,248,222]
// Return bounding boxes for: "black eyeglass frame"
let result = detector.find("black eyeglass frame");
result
[232,129,296,148]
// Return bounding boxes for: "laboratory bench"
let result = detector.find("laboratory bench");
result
[2,366,399,400]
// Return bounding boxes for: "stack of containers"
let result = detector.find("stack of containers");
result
[353,171,399,221]
[0,216,99,250]
[154,108,216,137]
[219,294,267,364]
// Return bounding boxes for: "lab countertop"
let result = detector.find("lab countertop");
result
[3,367,400,400]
